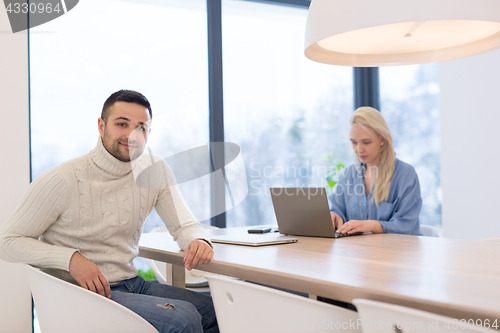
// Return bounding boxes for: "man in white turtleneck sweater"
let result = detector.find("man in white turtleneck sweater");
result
[0,90,219,333]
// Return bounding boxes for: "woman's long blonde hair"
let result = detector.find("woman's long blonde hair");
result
[349,107,395,205]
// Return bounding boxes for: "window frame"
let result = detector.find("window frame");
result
[207,0,379,227]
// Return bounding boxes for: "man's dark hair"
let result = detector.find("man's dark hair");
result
[101,90,152,122]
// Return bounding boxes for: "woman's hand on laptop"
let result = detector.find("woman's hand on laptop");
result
[336,220,384,234]
[331,212,344,229]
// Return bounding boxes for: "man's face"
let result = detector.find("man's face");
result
[98,101,151,162]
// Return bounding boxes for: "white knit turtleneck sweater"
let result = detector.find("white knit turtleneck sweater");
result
[0,138,210,284]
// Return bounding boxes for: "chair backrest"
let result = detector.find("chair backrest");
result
[420,225,443,237]
[353,299,490,333]
[25,265,158,333]
[207,274,361,333]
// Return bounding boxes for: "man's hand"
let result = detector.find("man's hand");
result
[183,239,214,271]
[69,252,111,298]
[336,219,384,234]
[331,212,344,229]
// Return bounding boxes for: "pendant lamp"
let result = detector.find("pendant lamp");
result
[304,0,500,66]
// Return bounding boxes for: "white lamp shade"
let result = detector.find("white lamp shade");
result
[305,0,500,66]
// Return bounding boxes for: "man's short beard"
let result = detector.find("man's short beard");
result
[102,132,143,162]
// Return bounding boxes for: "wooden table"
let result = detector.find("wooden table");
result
[139,229,500,324]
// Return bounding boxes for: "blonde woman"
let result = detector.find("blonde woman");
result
[330,107,422,235]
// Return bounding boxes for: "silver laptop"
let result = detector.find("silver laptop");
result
[211,234,298,247]
[270,187,362,238]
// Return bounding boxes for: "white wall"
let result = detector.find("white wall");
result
[440,48,500,240]
[0,6,33,333]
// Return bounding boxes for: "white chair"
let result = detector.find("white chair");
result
[25,265,158,333]
[207,274,361,333]
[353,299,491,333]
[147,224,217,288]
[420,225,443,237]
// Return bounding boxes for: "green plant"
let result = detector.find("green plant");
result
[138,268,157,281]
[323,152,345,199]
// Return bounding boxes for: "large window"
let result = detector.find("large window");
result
[380,64,441,226]
[30,0,441,231]
[30,0,210,231]
[222,0,353,227]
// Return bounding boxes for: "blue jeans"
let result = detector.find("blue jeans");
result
[110,276,219,333]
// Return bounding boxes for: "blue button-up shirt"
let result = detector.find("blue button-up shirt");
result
[330,159,422,235]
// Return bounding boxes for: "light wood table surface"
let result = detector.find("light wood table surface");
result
[139,228,500,325]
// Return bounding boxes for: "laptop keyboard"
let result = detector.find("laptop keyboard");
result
[335,231,364,238]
